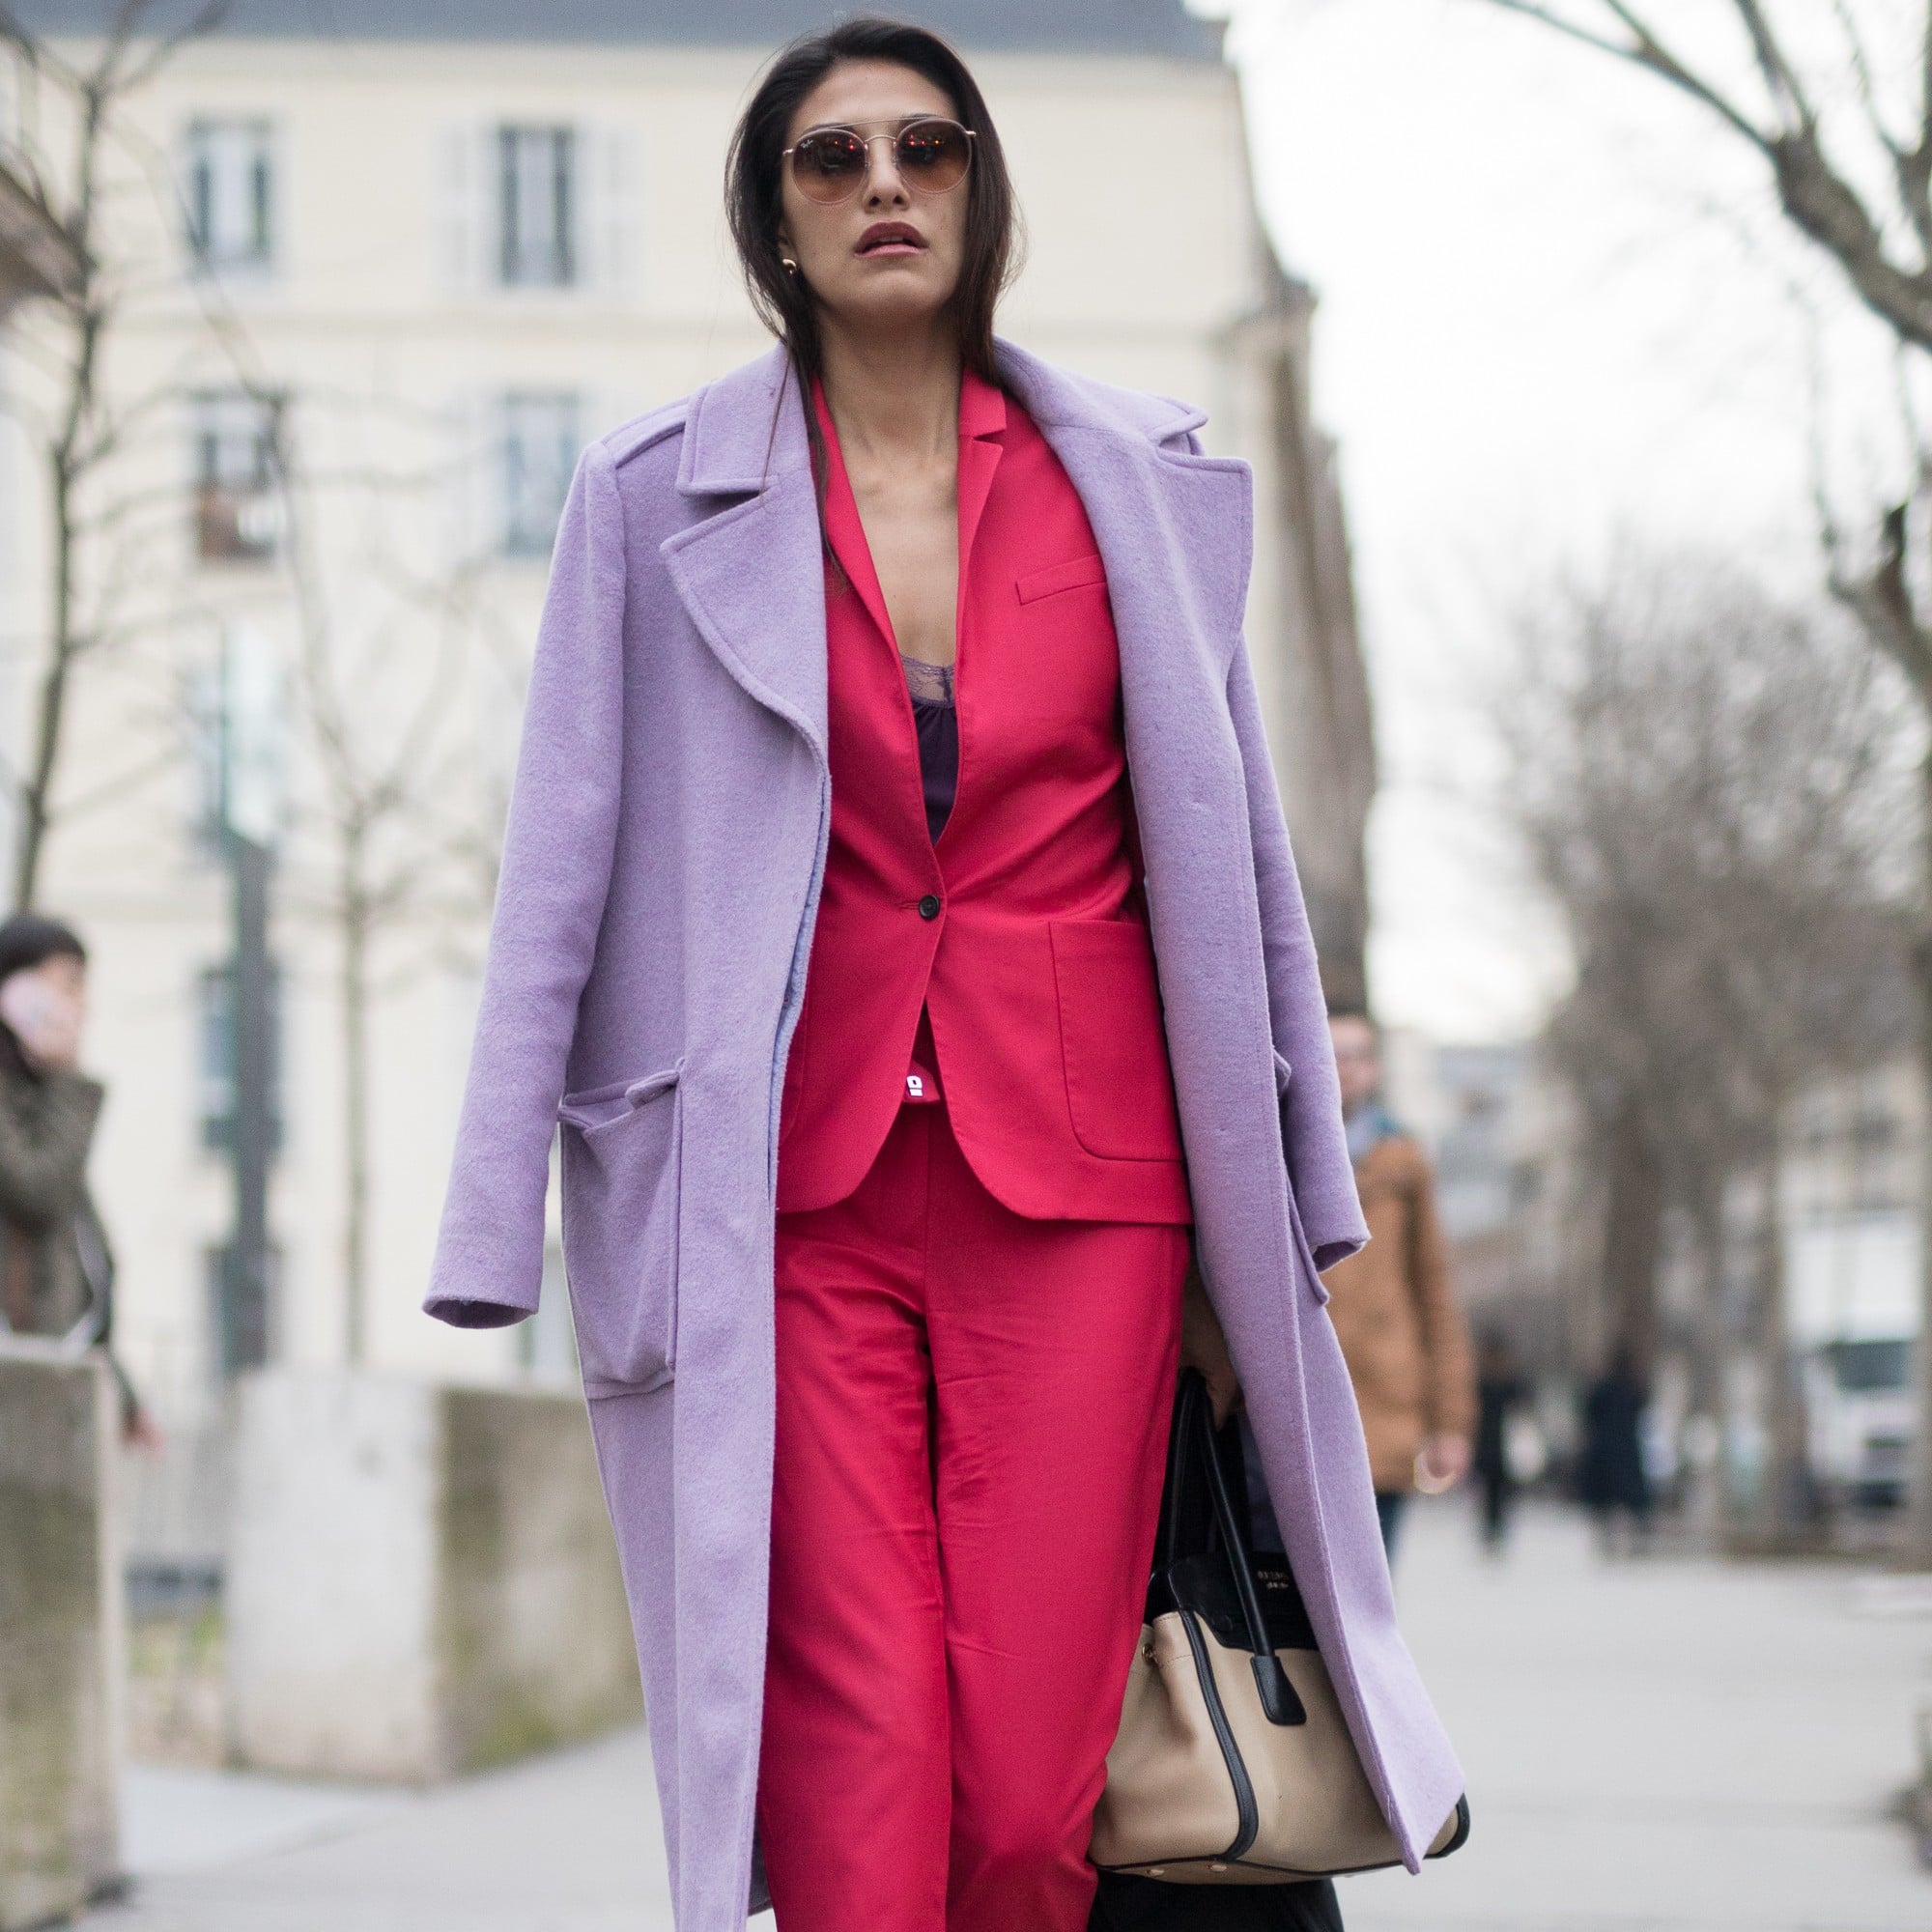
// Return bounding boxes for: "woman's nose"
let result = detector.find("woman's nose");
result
[864,144,911,206]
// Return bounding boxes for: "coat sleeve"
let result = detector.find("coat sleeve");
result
[424,440,627,1328]
[0,1071,102,1232]
[1225,636,1369,1272]
[1404,1144,1478,1440]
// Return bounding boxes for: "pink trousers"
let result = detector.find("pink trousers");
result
[758,1093,1187,1932]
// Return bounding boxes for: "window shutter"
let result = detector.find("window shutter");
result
[437,123,495,295]
[579,123,638,301]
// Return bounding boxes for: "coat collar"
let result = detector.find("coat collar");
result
[662,337,1246,772]
[675,343,807,497]
[674,337,1208,496]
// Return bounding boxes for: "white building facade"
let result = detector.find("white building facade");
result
[1,3,1361,1437]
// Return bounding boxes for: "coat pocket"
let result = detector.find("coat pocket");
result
[1048,919,1184,1163]
[558,1064,683,1396]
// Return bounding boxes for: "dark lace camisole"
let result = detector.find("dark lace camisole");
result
[902,655,958,842]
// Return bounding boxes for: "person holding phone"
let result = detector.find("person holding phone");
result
[0,912,155,1444]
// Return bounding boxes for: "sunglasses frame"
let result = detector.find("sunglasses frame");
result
[781,116,978,206]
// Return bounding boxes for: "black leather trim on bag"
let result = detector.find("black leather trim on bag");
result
[1434,1795,1473,1860]
[1195,1402,1307,1728]
[1178,1607,1259,1861]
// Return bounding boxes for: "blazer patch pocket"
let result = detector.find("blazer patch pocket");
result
[1049,920,1184,1163]
[558,1064,683,1395]
[1016,552,1108,604]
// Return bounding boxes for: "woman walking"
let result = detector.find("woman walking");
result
[425,19,1461,1931]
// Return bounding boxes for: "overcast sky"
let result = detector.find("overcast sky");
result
[1211,0,1914,1043]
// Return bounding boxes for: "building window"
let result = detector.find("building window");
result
[197,961,285,1153]
[497,125,576,287]
[501,392,580,557]
[185,119,274,275]
[192,391,282,563]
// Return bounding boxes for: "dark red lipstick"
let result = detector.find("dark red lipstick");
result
[856,220,926,256]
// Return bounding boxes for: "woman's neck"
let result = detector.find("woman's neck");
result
[815,317,962,468]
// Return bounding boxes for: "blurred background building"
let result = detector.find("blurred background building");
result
[0,0,1377,1578]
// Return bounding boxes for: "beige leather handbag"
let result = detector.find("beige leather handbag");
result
[1092,1372,1469,1883]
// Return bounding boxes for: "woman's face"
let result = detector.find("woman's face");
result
[776,60,970,341]
[0,952,86,1070]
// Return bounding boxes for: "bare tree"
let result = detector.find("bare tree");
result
[5,8,509,1366]
[1498,551,1911,1536]
[1475,0,1932,1551]
[0,2,234,904]
[265,401,516,1366]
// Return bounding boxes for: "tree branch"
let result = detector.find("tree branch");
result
[1492,0,1777,152]
[119,0,233,95]
[1477,0,1932,351]
[1827,0,1901,155]
[1727,0,1815,132]
[1827,501,1932,711]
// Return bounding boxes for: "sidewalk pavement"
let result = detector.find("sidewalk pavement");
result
[1346,1498,1932,1932]
[91,1499,1930,1931]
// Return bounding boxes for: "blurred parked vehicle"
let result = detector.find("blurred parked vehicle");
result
[1804,1337,1915,1512]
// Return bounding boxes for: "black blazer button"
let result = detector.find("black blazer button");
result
[917,894,942,921]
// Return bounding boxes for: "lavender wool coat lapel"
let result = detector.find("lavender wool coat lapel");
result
[426,338,1464,1926]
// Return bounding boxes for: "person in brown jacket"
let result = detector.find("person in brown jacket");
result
[1322,1009,1475,1556]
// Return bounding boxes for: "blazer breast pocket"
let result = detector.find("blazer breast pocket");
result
[558,1064,683,1395]
[1013,554,1117,720]
[1016,553,1108,605]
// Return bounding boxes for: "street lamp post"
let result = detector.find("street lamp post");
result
[218,626,279,1374]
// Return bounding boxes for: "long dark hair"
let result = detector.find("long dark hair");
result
[725,15,1025,408]
[0,912,86,1084]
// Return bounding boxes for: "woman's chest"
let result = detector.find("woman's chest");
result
[844,466,959,668]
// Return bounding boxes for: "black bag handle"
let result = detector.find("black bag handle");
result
[1167,1370,1305,1727]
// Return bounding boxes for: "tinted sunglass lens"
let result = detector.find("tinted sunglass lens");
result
[897,122,969,190]
[794,131,867,199]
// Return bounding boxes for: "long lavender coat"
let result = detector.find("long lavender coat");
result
[426,339,1463,1927]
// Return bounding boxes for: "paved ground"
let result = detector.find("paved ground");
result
[1347,1500,1932,1932]
[94,1499,1931,1930]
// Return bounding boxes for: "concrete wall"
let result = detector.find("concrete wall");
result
[226,1370,639,1781]
[0,1338,122,1931]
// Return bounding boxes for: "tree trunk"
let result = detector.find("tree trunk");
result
[1755,1142,1812,1545]
[1910,745,1932,1563]
[1600,1093,1663,1373]
[340,833,370,1367]
[1685,1183,1730,1543]
[16,444,74,907]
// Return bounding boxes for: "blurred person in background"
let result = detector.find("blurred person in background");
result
[1578,1347,1652,1555]
[0,911,156,1445]
[1472,1329,1530,1552]
[1319,1008,1475,1558]
[426,15,1464,1931]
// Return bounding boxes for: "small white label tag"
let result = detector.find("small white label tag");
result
[905,1073,924,1100]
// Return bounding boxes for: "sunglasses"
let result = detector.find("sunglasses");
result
[782,116,977,205]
